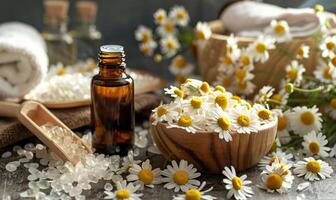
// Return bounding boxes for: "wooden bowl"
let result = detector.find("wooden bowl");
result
[150,115,277,174]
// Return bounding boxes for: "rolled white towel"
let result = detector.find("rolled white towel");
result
[0,22,48,98]
[220,1,323,38]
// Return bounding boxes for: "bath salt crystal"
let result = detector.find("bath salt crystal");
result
[19,158,30,163]
[24,143,35,151]
[36,144,45,150]
[24,151,34,160]
[5,162,17,172]
[17,149,27,156]
[297,181,310,191]
[1,151,12,158]
[104,182,113,191]
[13,145,22,152]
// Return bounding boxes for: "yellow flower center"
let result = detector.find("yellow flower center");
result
[323,66,333,80]
[138,169,154,185]
[232,176,243,190]
[167,40,177,49]
[274,24,285,35]
[330,98,336,108]
[155,14,165,22]
[272,94,282,102]
[297,47,305,57]
[222,77,232,87]
[177,10,187,20]
[178,115,193,127]
[326,41,335,50]
[266,174,283,190]
[241,55,250,66]
[142,33,152,43]
[141,46,150,55]
[309,142,320,155]
[176,75,187,85]
[174,89,184,98]
[245,102,252,109]
[306,160,321,173]
[331,56,336,66]
[237,114,251,127]
[217,116,230,130]
[256,43,266,53]
[223,55,233,65]
[200,82,210,93]
[232,95,242,103]
[215,94,229,109]
[191,97,203,109]
[277,116,288,131]
[287,69,298,81]
[215,85,226,93]
[174,57,187,69]
[173,170,189,185]
[164,21,175,33]
[157,106,168,117]
[196,31,206,40]
[258,109,271,120]
[115,189,131,199]
[300,111,315,125]
[185,189,201,200]
[235,68,246,80]
[57,67,66,76]
[237,81,247,90]
[315,4,324,13]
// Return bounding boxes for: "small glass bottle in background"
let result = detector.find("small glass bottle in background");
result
[91,45,134,156]
[42,0,76,65]
[71,0,102,61]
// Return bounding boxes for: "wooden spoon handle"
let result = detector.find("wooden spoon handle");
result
[0,101,20,118]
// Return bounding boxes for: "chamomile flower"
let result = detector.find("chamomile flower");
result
[285,60,306,85]
[249,36,275,63]
[164,86,185,101]
[270,89,289,107]
[269,20,292,42]
[253,104,274,124]
[160,35,180,57]
[157,19,177,36]
[325,98,336,119]
[226,34,241,60]
[258,150,293,170]
[173,181,216,200]
[234,67,254,82]
[152,103,179,125]
[104,180,143,200]
[48,63,72,77]
[119,151,142,174]
[259,162,294,193]
[161,160,201,192]
[168,114,201,133]
[273,109,291,145]
[169,55,194,76]
[235,80,256,95]
[254,85,274,104]
[169,6,190,26]
[288,106,322,136]
[320,35,336,58]
[218,53,236,74]
[126,159,162,190]
[139,40,157,56]
[153,8,167,25]
[214,73,235,92]
[181,96,207,115]
[293,157,333,181]
[222,166,254,200]
[239,49,254,69]
[230,105,259,134]
[208,91,233,110]
[135,25,153,43]
[313,59,336,84]
[302,131,330,158]
[195,22,212,41]
[296,45,310,59]
[207,105,233,141]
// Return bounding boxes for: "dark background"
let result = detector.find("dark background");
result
[0,0,335,80]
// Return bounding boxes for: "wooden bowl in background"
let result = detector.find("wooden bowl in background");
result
[150,115,277,174]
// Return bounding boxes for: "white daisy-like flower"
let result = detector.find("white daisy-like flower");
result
[169,55,194,76]
[293,157,333,181]
[253,104,275,124]
[259,161,294,193]
[153,8,167,25]
[248,36,275,63]
[273,109,291,145]
[135,25,153,43]
[164,86,185,101]
[270,89,289,107]
[119,151,142,174]
[222,166,254,200]
[126,159,161,190]
[180,79,203,96]
[173,181,216,200]
[226,34,241,60]
[230,105,259,134]
[168,114,201,133]
[285,60,306,85]
[288,106,322,136]
[160,35,180,57]
[214,73,235,91]
[48,63,72,77]
[217,53,236,74]
[269,20,292,42]
[161,160,201,192]
[320,35,336,58]
[235,80,256,96]
[239,49,254,69]
[104,180,143,200]
[296,45,310,59]
[181,96,209,115]
[195,22,212,41]
[139,40,157,56]
[207,105,233,141]
[234,67,254,83]
[313,59,336,84]
[169,5,190,26]
[258,150,293,170]
[157,19,177,36]
[326,98,336,120]
[329,143,336,157]
[302,131,330,158]
[152,103,179,125]
[254,85,274,104]
[208,90,233,111]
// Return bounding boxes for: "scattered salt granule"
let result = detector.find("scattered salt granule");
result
[5,162,18,172]
[104,182,113,191]
[1,151,12,158]
[297,181,310,192]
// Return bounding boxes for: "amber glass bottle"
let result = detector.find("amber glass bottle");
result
[91,45,134,156]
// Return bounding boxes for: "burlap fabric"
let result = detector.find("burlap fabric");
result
[0,93,162,148]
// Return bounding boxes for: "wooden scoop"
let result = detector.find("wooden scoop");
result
[0,101,92,164]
